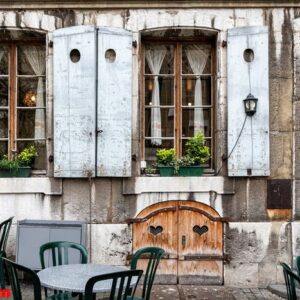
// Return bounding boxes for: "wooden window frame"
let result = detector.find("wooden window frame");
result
[141,35,217,172]
[0,40,46,169]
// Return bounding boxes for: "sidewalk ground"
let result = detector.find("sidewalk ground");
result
[150,285,285,300]
[13,284,285,300]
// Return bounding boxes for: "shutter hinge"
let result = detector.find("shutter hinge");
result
[222,40,227,47]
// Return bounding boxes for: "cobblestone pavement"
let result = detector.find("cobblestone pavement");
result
[150,285,284,300]
[8,284,285,300]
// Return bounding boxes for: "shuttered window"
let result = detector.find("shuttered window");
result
[142,30,216,170]
[53,26,132,178]
[0,33,46,170]
[227,26,269,176]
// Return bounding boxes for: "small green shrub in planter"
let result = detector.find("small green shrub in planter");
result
[17,145,38,167]
[156,148,176,176]
[176,131,210,177]
[0,156,20,177]
[0,145,38,177]
[185,131,210,165]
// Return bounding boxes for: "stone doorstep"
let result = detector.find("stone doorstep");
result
[268,284,300,299]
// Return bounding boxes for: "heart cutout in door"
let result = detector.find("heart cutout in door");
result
[149,225,163,236]
[193,225,208,236]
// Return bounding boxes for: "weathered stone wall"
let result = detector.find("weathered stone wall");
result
[293,16,300,219]
[225,222,291,287]
[0,6,298,287]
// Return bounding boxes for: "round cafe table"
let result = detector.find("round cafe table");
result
[38,264,132,293]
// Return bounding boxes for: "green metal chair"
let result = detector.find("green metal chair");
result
[3,257,76,300]
[0,216,13,288]
[39,241,88,268]
[296,256,300,277]
[40,241,88,298]
[130,247,165,300]
[84,269,143,300]
[281,262,300,300]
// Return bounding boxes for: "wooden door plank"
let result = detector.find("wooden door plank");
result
[132,200,224,284]
[177,200,223,285]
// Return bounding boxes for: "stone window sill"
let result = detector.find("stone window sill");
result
[123,176,234,195]
[0,177,62,195]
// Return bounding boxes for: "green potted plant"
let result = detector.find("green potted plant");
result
[0,145,38,177]
[0,156,20,177]
[156,148,176,176]
[178,131,210,176]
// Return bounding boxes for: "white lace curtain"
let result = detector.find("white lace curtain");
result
[23,46,46,140]
[146,46,167,146]
[185,45,209,135]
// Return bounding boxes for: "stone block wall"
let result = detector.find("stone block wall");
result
[225,222,291,287]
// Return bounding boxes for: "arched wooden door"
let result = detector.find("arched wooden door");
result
[130,200,226,284]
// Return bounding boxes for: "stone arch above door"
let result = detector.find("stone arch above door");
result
[131,200,226,284]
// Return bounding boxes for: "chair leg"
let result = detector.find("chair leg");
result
[3,255,10,286]
[0,262,5,289]
[0,252,7,289]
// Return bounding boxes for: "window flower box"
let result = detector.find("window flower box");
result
[178,166,204,177]
[158,166,175,177]
[0,167,31,178]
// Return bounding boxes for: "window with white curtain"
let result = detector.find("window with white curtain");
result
[0,32,46,170]
[142,29,216,170]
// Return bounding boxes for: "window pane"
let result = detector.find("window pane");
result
[18,77,46,107]
[182,77,211,106]
[18,45,46,75]
[0,46,9,75]
[182,108,211,137]
[17,110,35,138]
[145,107,174,138]
[17,140,46,170]
[145,76,174,106]
[0,78,9,106]
[182,44,211,74]
[0,141,8,158]
[0,109,8,138]
[145,44,174,75]
[17,109,46,139]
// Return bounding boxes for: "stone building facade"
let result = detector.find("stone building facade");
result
[0,0,299,287]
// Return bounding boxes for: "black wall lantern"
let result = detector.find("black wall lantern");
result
[243,93,258,116]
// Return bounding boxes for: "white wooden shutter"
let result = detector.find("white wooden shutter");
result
[96,27,132,177]
[53,26,97,177]
[227,26,270,177]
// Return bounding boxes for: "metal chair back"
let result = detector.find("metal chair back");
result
[84,269,143,300]
[40,240,88,296]
[130,247,165,300]
[3,257,42,300]
[0,216,13,288]
[39,241,88,268]
[281,262,300,300]
[0,217,13,254]
[296,256,300,277]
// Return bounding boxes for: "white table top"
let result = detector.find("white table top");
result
[38,264,130,293]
